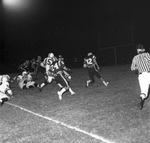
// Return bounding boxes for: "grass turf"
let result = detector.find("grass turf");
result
[0,65,149,143]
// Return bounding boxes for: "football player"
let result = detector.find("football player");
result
[16,71,39,89]
[38,53,57,91]
[34,56,44,75]
[0,75,13,106]
[51,60,75,100]
[58,55,72,82]
[30,58,37,75]
[18,60,31,75]
[83,52,109,87]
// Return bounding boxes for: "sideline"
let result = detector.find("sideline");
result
[6,102,115,143]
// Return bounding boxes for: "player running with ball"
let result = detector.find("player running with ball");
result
[83,52,109,87]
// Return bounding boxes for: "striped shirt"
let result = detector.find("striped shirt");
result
[131,52,150,74]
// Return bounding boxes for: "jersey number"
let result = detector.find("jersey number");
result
[87,58,93,65]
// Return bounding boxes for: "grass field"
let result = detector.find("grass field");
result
[0,65,149,143]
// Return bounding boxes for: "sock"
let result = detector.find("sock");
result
[69,87,74,94]
[140,93,146,100]
[60,88,67,95]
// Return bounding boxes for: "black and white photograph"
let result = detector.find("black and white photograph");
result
[0,0,150,143]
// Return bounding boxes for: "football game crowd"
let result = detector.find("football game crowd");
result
[1,44,150,110]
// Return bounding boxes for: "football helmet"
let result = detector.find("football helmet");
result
[22,71,28,76]
[87,52,93,56]
[58,55,64,61]
[17,75,22,82]
[48,53,54,58]
[0,75,10,82]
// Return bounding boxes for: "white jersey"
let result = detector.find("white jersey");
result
[17,74,34,89]
[0,75,10,83]
[42,57,53,71]
[0,81,13,103]
[0,80,13,95]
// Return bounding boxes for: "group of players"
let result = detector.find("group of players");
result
[0,52,109,106]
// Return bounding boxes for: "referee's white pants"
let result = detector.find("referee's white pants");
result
[138,72,150,99]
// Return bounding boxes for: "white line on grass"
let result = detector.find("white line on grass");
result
[6,102,115,143]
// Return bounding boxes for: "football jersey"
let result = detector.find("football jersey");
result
[17,74,33,89]
[51,61,62,74]
[0,75,10,83]
[84,55,96,68]
[0,81,10,94]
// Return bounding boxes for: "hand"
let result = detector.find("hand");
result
[133,70,139,75]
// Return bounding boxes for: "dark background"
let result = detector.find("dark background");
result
[1,0,150,73]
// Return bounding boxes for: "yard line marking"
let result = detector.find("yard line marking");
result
[6,102,115,143]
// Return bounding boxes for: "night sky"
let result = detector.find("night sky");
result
[1,0,150,72]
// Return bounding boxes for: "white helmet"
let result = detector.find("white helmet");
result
[17,75,22,82]
[87,52,93,56]
[48,53,54,58]
[22,71,28,76]
[1,76,9,82]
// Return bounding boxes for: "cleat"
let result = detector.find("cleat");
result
[0,100,3,107]
[138,97,145,110]
[39,88,42,92]
[86,80,90,87]
[103,81,109,86]
[71,92,75,95]
[38,86,42,92]
[1,101,5,106]
[57,91,62,100]
[0,98,8,106]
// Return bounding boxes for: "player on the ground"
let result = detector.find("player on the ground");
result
[83,52,109,87]
[0,75,13,106]
[16,71,39,89]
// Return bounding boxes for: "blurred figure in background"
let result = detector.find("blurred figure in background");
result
[18,60,31,75]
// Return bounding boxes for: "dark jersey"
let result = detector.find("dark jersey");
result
[18,62,30,72]
[51,61,62,74]
[84,55,96,68]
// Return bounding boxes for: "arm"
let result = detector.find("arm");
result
[93,58,100,70]
[131,57,137,71]
[83,59,87,68]
[145,52,150,62]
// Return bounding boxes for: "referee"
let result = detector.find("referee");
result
[131,44,150,110]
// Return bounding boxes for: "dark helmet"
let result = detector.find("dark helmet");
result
[136,44,145,53]
[58,55,64,60]
[58,55,63,58]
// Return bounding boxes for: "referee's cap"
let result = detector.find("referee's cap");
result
[136,44,145,53]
